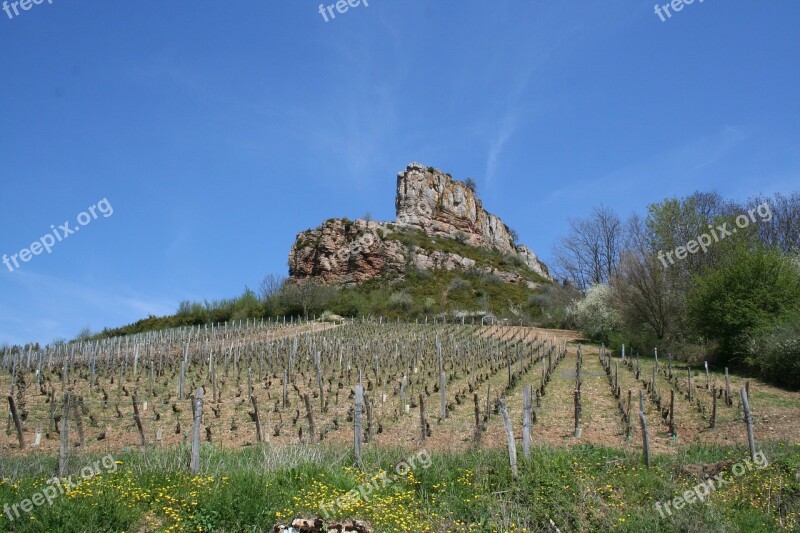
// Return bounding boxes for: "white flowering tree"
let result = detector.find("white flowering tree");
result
[568,284,621,342]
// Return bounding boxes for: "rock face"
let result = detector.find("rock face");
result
[288,163,552,286]
[396,162,517,254]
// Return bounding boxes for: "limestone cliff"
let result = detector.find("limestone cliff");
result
[288,163,552,286]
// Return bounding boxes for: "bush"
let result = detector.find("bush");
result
[747,313,800,389]
[567,284,621,343]
[479,272,502,285]
[501,253,525,268]
[448,276,470,291]
[389,292,413,311]
[528,284,580,329]
[688,248,800,363]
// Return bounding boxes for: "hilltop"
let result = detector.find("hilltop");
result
[289,163,551,286]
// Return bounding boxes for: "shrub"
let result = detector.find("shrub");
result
[389,292,413,311]
[688,248,800,363]
[528,284,580,329]
[747,313,800,389]
[567,284,621,343]
[449,276,470,291]
[479,272,502,285]
[501,253,525,268]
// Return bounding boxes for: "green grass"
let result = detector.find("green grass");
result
[330,267,541,321]
[326,225,556,321]
[1,442,798,532]
[383,226,549,284]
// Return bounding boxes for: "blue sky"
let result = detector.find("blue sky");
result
[1,1,798,346]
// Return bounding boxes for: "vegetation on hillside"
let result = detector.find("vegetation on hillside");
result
[383,226,548,281]
[85,230,559,339]
[551,192,800,388]
[89,267,561,340]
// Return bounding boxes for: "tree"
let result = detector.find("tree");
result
[748,192,800,254]
[464,177,477,193]
[528,282,581,329]
[260,274,287,315]
[280,280,336,319]
[645,192,736,287]
[567,284,620,343]
[232,287,262,320]
[747,312,800,389]
[75,326,93,342]
[687,247,800,363]
[553,205,624,290]
[612,215,684,343]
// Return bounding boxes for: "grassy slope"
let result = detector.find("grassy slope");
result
[82,228,552,340]
[381,224,550,283]
[330,267,540,321]
[1,443,798,532]
[329,226,551,321]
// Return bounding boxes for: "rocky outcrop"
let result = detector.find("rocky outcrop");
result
[396,163,516,253]
[394,163,549,278]
[288,218,404,285]
[288,163,552,286]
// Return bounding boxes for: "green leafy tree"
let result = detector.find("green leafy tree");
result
[232,287,262,320]
[687,247,800,363]
[748,312,800,389]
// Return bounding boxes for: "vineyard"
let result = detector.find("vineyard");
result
[1,320,799,532]
[2,320,797,459]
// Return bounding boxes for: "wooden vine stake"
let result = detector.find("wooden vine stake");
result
[132,393,146,446]
[522,385,532,458]
[725,368,732,406]
[7,395,25,449]
[472,393,483,446]
[190,387,203,475]
[304,393,316,443]
[440,371,447,420]
[639,390,650,468]
[179,344,188,400]
[250,394,262,443]
[498,398,518,480]
[58,392,71,477]
[669,390,676,437]
[710,385,717,428]
[741,388,757,462]
[625,390,632,439]
[354,384,363,465]
[419,393,428,442]
[574,381,582,439]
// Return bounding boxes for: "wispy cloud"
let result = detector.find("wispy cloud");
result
[486,113,518,187]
